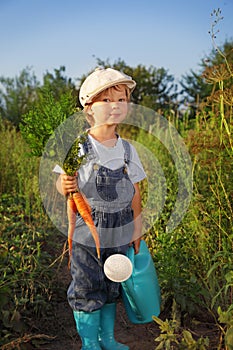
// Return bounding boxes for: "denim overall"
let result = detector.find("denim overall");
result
[67,137,135,312]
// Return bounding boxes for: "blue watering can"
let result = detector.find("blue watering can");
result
[121,240,161,324]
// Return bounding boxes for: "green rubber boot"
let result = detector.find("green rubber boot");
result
[73,310,102,350]
[99,303,129,350]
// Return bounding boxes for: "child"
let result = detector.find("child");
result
[57,68,146,349]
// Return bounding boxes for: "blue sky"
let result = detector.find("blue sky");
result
[0,0,232,86]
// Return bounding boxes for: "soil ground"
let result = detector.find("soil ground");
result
[34,298,222,350]
[42,298,160,350]
[34,260,161,350]
[32,261,222,350]
[18,235,222,350]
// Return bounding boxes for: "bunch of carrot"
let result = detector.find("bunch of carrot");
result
[63,134,100,265]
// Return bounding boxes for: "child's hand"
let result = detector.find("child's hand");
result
[60,174,78,196]
[131,237,141,255]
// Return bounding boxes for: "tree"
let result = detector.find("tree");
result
[42,65,76,99]
[0,67,39,127]
[180,39,233,115]
[0,66,77,128]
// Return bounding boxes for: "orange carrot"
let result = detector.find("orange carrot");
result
[78,192,92,214]
[67,195,77,268]
[73,192,101,259]
[66,191,101,268]
[63,133,100,265]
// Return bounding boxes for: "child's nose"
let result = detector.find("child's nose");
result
[111,101,120,109]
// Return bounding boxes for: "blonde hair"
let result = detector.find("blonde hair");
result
[84,84,131,126]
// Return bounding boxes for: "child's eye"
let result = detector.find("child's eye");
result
[119,98,126,102]
[103,98,111,102]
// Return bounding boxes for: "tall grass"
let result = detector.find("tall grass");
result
[0,120,62,346]
[0,120,42,220]
[147,63,233,348]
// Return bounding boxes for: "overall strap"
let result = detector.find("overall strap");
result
[79,134,95,160]
[122,139,131,165]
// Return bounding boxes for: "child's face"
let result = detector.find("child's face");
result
[89,85,128,127]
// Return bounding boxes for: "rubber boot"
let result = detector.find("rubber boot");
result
[99,303,129,350]
[73,310,102,350]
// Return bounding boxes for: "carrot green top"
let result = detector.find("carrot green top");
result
[62,132,88,176]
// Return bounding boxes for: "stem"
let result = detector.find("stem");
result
[218,80,232,151]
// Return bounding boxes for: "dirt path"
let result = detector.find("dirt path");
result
[34,246,220,350]
[34,240,160,350]
[36,267,220,350]
[45,298,159,350]
[37,296,220,350]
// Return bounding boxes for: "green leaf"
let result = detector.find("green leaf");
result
[225,327,233,350]
[153,316,166,327]
[63,132,88,176]
[182,330,195,345]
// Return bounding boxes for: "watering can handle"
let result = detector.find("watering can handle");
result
[127,244,135,265]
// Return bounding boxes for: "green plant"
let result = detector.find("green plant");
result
[179,330,209,350]
[153,301,209,349]
[218,306,233,350]
[153,315,180,349]
[20,87,77,157]
[0,192,62,346]
[153,301,209,350]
